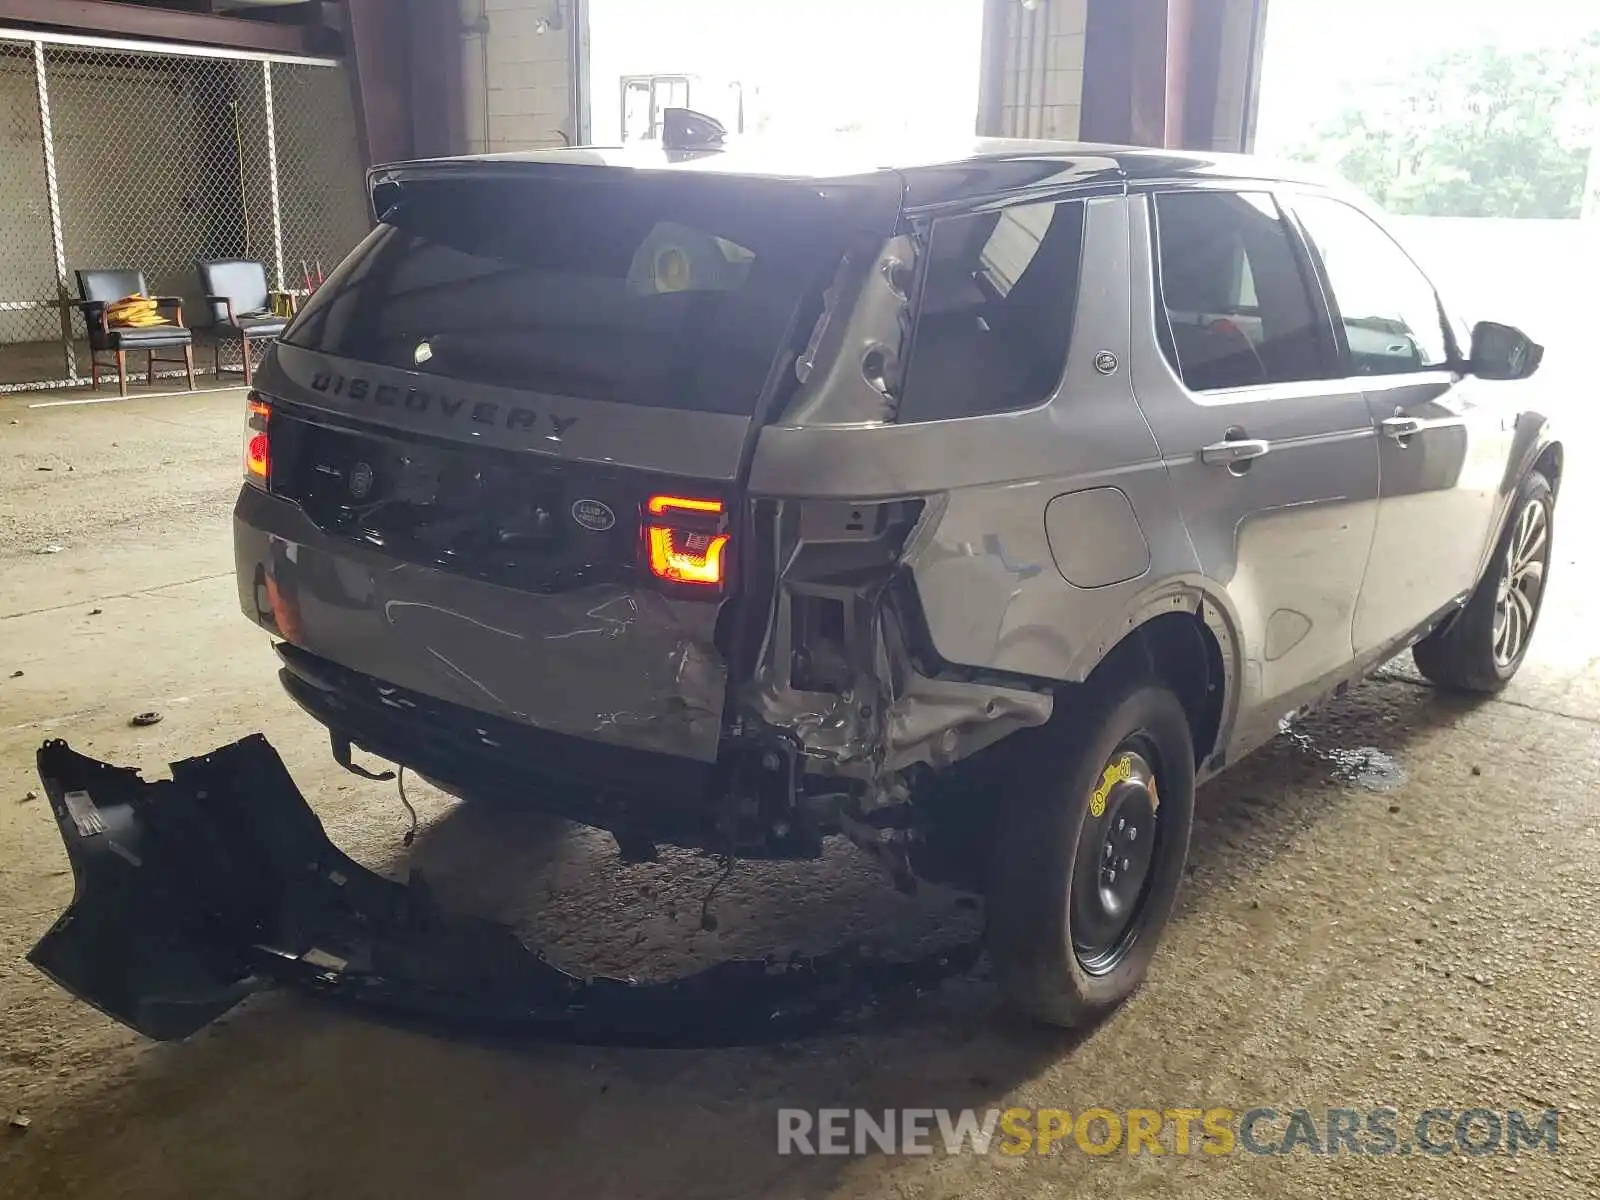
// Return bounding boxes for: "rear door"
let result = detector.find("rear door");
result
[1287,194,1513,654]
[1130,187,1380,748]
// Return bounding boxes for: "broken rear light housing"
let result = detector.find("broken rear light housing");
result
[243,393,271,488]
[645,495,729,589]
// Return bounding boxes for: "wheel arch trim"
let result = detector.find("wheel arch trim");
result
[1065,576,1244,770]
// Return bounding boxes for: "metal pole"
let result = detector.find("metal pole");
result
[975,0,1009,136]
[567,0,589,146]
[262,59,286,294]
[33,39,74,381]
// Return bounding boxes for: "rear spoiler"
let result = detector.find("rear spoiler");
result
[364,148,906,227]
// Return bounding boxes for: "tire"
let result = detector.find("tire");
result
[986,672,1195,1028]
[1412,470,1553,693]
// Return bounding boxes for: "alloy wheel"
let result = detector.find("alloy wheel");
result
[1493,496,1549,668]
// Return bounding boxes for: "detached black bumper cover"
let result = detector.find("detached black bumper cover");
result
[27,736,976,1044]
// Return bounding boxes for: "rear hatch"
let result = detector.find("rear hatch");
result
[241,159,898,762]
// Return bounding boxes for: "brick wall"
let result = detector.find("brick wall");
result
[461,0,576,153]
[995,0,1087,140]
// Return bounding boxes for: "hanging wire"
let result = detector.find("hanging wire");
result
[697,854,735,932]
[396,766,418,848]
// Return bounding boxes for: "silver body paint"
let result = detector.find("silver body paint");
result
[234,141,1558,826]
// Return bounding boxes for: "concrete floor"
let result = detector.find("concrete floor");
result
[0,384,1597,1199]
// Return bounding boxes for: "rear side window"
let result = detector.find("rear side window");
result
[1153,191,1331,391]
[284,175,865,414]
[897,199,1085,421]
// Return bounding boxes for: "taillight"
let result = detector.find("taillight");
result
[243,393,270,487]
[645,495,729,589]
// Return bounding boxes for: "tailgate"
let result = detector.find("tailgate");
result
[236,163,896,762]
[272,163,899,480]
[236,407,733,761]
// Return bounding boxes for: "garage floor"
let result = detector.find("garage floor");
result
[1,386,1596,1198]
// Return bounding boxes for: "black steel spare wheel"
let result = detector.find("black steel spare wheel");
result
[1071,743,1161,974]
[987,672,1196,1029]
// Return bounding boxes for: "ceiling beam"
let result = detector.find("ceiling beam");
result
[0,0,315,56]
[344,0,465,167]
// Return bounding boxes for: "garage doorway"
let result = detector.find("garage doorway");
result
[586,0,984,145]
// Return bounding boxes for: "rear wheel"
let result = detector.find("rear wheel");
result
[986,674,1195,1028]
[1413,470,1553,693]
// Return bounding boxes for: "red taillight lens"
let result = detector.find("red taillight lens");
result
[645,495,729,589]
[648,494,723,517]
[647,526,730,586]
[244,394,270,486]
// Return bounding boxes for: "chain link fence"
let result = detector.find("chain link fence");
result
[0,33,369,391]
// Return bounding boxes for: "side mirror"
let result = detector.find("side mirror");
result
[1468,321,1543,381]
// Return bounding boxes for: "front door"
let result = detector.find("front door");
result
[1129,188,1381,753]
[1288,195,1513,655]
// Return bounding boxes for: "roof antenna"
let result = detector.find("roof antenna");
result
[661,107,727,153]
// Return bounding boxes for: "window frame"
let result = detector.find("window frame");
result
[1143,182,1342,396]
[895,192,1092,423]
[1280,190,1464,379]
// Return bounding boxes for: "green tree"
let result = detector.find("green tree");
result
[1293,33,1600,218]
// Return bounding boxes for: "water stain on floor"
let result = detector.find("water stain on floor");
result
[1280,723,1408,791]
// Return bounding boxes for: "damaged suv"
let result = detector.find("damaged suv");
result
[227,128,1557,1028]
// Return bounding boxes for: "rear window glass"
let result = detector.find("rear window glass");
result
[284,175,864,414]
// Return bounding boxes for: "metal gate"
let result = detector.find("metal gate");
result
[0,30,370,392]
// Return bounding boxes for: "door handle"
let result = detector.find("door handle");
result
[1200,438,1272,466]
[1381,416,1424,441]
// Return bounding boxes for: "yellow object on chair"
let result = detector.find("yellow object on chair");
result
[104,296,168,328]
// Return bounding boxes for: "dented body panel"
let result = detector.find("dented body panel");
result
[236,485,729,762]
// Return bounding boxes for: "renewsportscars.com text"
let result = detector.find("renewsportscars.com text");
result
[777,1106,1560,1157]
